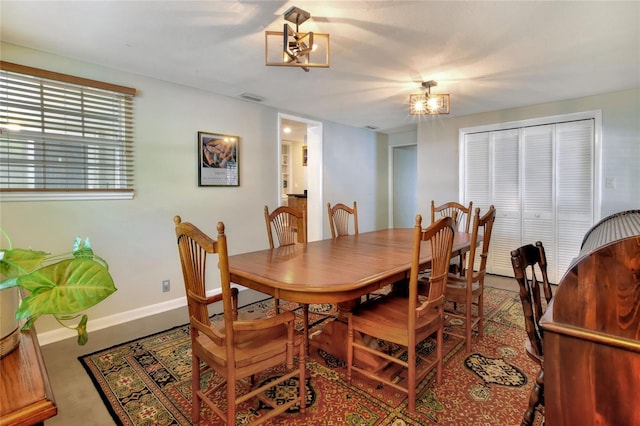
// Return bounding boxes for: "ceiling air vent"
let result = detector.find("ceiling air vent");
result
[239,93,265,103]
[364,125,379,130]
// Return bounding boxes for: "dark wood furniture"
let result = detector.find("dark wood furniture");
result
[327,201,358,238]
[511,241,552,426]
[444,205,496,352]
[228,229,474,368]
[0,328,57,426]
[540,209,640,425]
[287,194,307,243]
[174,216,306,426]
[347,216,455,413]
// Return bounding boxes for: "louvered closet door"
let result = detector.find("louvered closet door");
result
[522,125,556,278]
[489,129,520,276]
[463,132,490,272]
[555,120,594,280]
[462,118,595,283]
[464,132,491,209]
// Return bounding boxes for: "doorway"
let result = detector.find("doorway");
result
[278,113,323,241]
[389,144,417,228]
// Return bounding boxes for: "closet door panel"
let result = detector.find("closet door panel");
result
[555,120,594,281]
[464,132,491,210]
[490,129,520,276]
[522,125,556,278]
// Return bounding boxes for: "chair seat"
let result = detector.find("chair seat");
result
[445,275,482,300]
[200,322,298,369]
[351,294,442,345]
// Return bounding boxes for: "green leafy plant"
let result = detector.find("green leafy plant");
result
[0,230,117,345]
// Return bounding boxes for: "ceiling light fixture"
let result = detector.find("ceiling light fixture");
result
[409,81,450,115]
[265,6,330,72]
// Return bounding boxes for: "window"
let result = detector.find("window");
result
[0,61,135,201]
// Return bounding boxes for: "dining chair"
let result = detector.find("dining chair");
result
[511,241,552,426]
[431,200,473,275]
[327,201,358,239]
[264,205,307,248]
[444,205,496,353]
[174,216,306,425]
[347,215,456,413]
[264,205,309,350]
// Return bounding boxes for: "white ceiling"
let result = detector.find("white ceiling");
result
[2,1,638,133]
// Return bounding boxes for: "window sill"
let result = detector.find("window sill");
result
[0,191,135,202]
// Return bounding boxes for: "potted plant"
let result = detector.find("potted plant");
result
[0,230,117,354]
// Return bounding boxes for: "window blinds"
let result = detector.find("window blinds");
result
[0,62,135,193]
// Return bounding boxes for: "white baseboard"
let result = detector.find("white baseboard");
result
[38,286,255,346]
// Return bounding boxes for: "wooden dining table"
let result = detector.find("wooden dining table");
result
[228,228,474,368]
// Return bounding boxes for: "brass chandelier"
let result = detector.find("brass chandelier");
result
[409,81,450,115]
[265,6,330,72]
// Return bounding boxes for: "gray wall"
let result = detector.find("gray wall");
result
[417,88,640,219]
[0,43,389,339]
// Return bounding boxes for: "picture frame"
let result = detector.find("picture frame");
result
[302,145,308,166]
[198,131,239,187]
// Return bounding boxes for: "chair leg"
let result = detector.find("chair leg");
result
[436,326,443,385]
[227,372,236,425]
[346,320,353,384]
[407,344,416,413]
[465,304,472,352]
[477,292,484,339]
[303,304,309,354]
[522,368,544,426]
[299,339,307,414]
[192,354,201,424]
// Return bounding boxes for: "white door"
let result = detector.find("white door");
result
[392,145,417,228]
[462,118,595,283]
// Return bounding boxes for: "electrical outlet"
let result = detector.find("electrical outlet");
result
[162,280,170,292]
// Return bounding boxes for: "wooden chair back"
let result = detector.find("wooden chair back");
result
[408,215,457,319]
[327,201,358,238]
[466,205,496,280]
[174,217,237,338]
[431,200,473,233]
[431,200,473,275]
[264,205,306,248]
[510,241,552,361]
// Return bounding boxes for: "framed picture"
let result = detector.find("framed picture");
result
[198,131,239,187]
[302,145,308,166]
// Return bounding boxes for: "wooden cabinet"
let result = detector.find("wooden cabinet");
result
[0,329,57,425]
[287,195,307,243]
[540,210,640,425]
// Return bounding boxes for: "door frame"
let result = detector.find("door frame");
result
[278,113,323,242]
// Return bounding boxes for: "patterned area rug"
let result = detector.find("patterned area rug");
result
[79,287,539,425]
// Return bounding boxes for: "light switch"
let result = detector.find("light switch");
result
[605,177,616,189]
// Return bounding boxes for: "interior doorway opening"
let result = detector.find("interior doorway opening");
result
[278,113,323,241]
[388,144,417,228]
